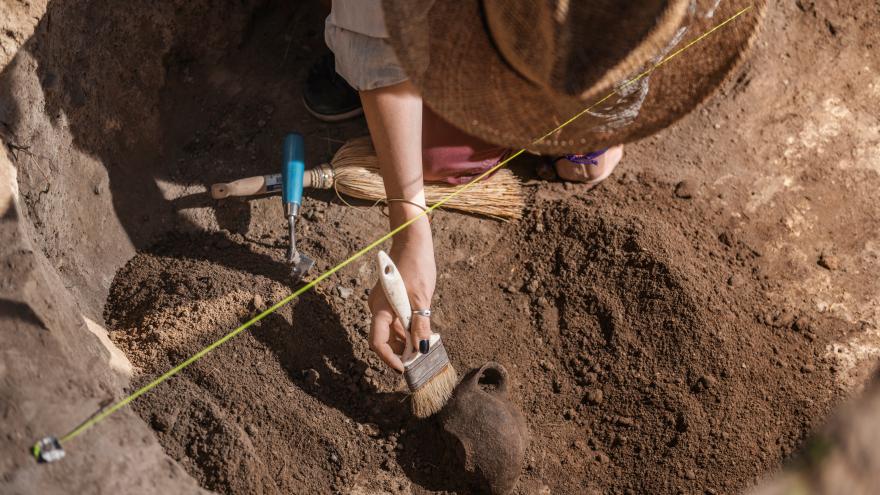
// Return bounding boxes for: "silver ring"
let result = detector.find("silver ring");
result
[412,309,432,318]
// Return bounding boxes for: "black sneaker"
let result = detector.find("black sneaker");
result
[303,54,363,122]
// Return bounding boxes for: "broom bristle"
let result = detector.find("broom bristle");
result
[410,363,458,418]
[331,136,524,220]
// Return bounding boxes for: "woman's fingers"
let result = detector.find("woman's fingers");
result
[369,310,405,373]
[390,318,408,348]
[410,313,432,353]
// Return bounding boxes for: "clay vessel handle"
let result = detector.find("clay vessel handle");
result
[475,361,510,396]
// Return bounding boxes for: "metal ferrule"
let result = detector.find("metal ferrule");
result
[404,338,450,391]
[307,164,335,190]
[284,202,300,218]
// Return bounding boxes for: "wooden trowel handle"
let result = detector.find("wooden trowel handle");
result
[211,175,277,199]
[211,170,324,200]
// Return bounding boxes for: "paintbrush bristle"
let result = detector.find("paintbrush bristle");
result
[410,363,458,418]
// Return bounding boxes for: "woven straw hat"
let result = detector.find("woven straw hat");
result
[382,0,766,154]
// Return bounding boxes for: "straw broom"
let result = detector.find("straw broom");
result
[211,136,524,220]
[331,137,523,220]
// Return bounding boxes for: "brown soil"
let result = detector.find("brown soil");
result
[104,174,852,494]
[3,0,879,494]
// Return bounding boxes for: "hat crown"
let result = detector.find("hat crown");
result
[484,0,691,98]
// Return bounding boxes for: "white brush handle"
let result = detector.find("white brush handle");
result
[377,250,418,363]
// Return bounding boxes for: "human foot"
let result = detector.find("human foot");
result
[547,145,623,187]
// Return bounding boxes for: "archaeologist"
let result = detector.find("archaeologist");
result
[319,0,759,371]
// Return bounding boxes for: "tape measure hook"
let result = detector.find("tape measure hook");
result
[33,436,65,463]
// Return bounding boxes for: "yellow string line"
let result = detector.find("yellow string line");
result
[54,5,752,448]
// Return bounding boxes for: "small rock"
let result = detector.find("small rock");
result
[563,408,576,420]
[616,416,634,427]
[583,372,598,385]
[793,316,812,332]
[93,184,102,195]
[245,424,257,436]
[303,368,320,386]
[772,311,796,329]
[696,375,716,391]
[675,412,689,432]
[152,412,174,432]
[504,283,519,294]
[800,364,816,374]
[586,389,604,404]
[674,180,695,199]
[818,253,840,270]
[537,296,549,306]
[329,452,339,464]
[804,331,817,342]
[251,294,265,310]
[535,223,545,233]
[594,452,609,464]
[684,469,697,480]
[564,181,574,191]
[727,274,742,287]
[526,280,540,294]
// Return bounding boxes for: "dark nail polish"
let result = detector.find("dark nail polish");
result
[419,339,430,354]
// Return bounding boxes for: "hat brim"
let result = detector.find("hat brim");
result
[383,0,767,154]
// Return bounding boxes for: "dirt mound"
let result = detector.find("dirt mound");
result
[513,183,849,492]
[104,177,851,494]
[105,230,414,493]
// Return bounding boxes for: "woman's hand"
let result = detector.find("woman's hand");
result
[367,220,436,372]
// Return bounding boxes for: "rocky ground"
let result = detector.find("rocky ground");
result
[2,0,878,494]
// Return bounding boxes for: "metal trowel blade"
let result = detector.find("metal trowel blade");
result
[290,253,315,283]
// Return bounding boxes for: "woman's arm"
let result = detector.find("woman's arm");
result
[360,80,436,372]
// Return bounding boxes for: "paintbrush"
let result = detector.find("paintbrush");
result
[377,250,457,417]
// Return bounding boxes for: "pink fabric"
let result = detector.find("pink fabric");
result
[421,105,509,185]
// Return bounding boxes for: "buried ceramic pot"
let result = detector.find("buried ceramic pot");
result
[440,362,529,495]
